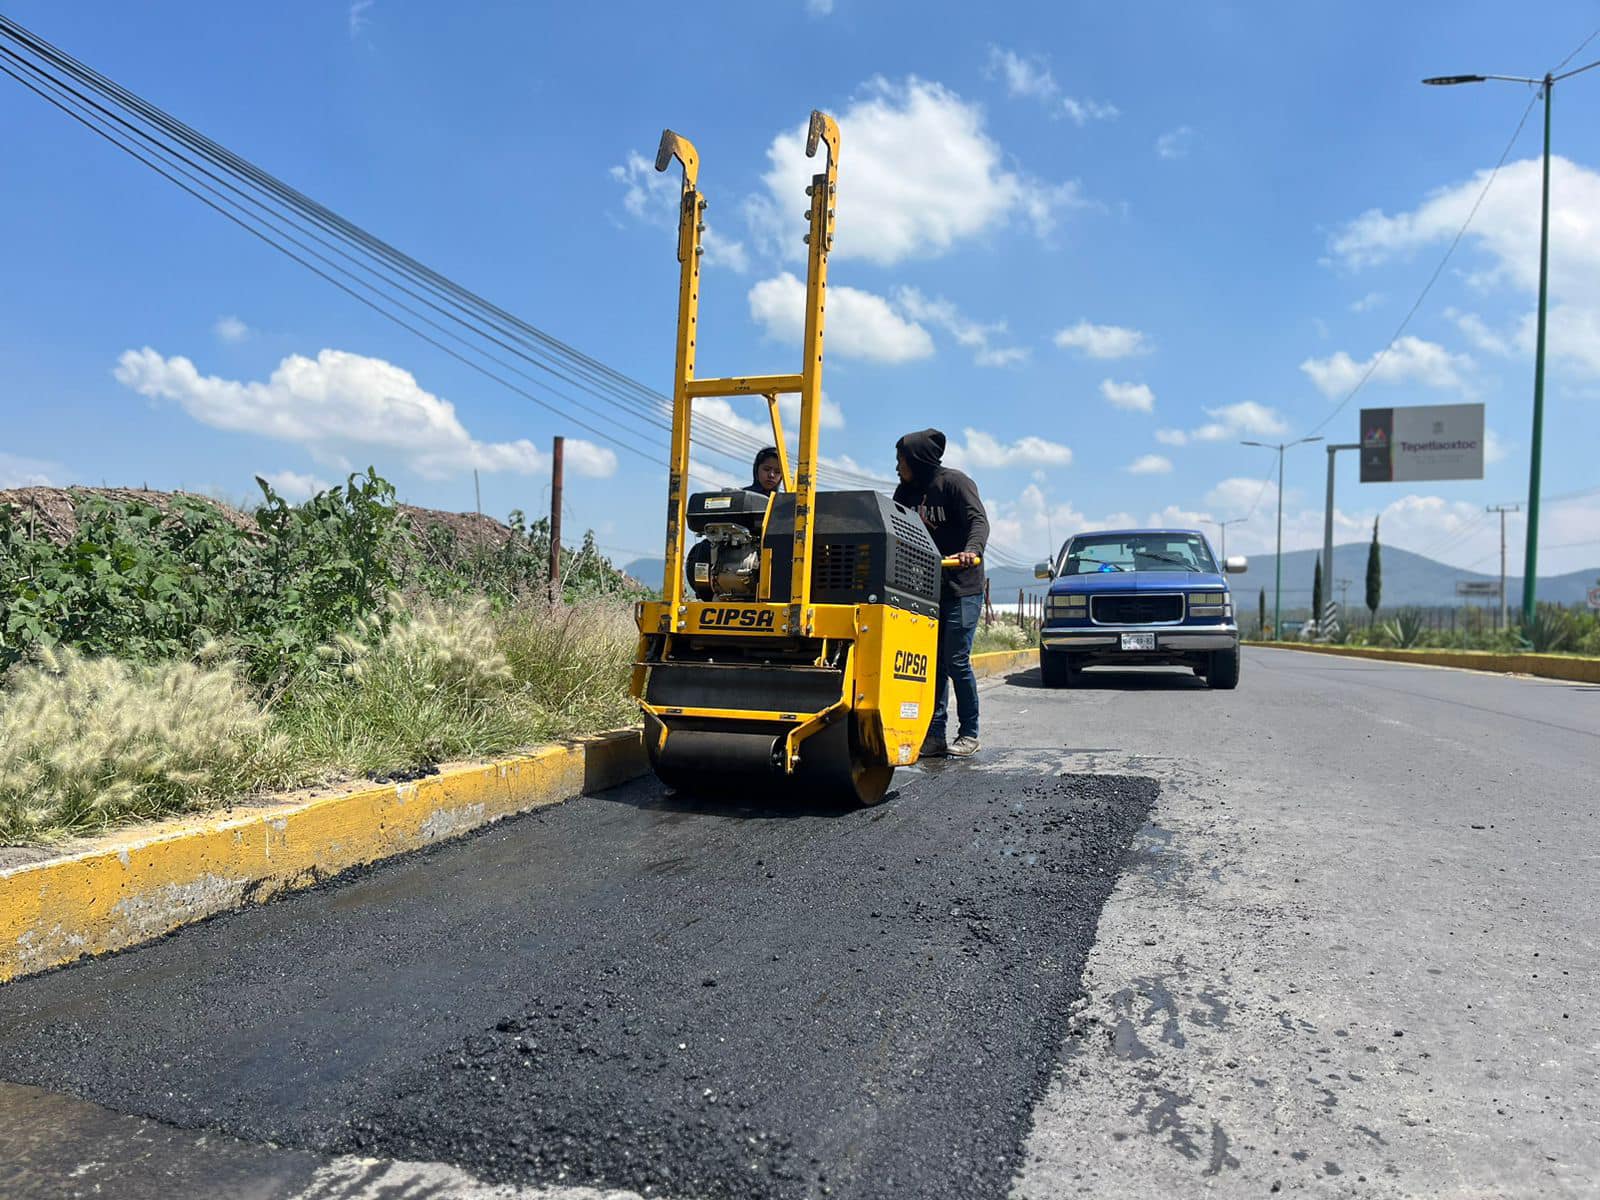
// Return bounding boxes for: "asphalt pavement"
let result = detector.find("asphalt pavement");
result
[1,647,1595,1199]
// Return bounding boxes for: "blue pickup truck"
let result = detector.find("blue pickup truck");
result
[1033,528,1248,689]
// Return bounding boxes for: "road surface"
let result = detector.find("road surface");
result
[1,647,1595,1199]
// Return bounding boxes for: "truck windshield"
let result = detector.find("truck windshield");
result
[1061,533,1218,575]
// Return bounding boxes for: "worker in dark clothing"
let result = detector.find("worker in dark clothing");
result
[893,429,989,758]
[687,447,784,599]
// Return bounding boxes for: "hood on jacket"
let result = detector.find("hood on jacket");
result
[895,428,947,483]
[750,446,782,496]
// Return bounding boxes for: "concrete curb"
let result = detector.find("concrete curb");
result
[1244,640,1600,683]
[972,647,1039,679]
[1,730,647,984]
[2,649,1041,985]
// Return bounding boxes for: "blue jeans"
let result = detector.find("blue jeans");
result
[930,592,982,741]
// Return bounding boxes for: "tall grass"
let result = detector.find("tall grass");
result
[0,646,297,843]
[0,597,639,844]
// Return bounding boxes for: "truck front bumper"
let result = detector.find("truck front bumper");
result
[1040,624,1238,652]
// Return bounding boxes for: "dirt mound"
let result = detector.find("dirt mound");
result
[0,486,518,551]
[0,487,258,542]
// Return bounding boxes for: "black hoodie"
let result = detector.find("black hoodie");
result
[893,429,989,600]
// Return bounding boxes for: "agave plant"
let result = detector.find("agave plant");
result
[1379,608,1427,649]
[1520,605,1576,654]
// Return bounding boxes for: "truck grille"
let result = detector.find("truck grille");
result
[1090,593,1184,625]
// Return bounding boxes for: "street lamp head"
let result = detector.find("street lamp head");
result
[1240,440,1267,448]
[1422,74,1486,86]
[1300,435,1325,445]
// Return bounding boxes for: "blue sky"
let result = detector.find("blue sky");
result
[3,0,1598,579]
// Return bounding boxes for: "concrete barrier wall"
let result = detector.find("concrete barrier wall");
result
[1245,641,1600,683]
[3,649,1041,984]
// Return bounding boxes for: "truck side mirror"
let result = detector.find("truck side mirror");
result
[1225,556,1248,574]
[1034,560,1053,580]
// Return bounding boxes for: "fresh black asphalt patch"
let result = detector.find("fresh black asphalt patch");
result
[0,764,1155,1200]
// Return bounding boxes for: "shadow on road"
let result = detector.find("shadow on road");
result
[1004,667,1209,691]
[597,775,865,819]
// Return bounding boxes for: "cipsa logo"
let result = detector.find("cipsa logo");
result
[698,607,777,630]
[892,649,929,682]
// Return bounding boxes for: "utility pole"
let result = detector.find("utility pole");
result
[1486,503,1519,631]
[1336,577,1352,623]
[548,436,564,604]
[473,469,481,518]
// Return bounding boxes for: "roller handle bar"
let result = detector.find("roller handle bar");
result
[940,555,982,568]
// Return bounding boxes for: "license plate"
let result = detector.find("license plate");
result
[1120,632,1156,651]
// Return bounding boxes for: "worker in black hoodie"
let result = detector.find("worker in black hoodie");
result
[894,428,989,758]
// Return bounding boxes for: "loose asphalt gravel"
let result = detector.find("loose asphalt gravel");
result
[0,741,1153,1199]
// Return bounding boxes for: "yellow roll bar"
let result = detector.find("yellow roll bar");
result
[653,111,839,634]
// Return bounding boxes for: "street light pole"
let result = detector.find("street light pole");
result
[1424,57,1600,628]
[1242,436,1323,639]
[1206,516,1247,562]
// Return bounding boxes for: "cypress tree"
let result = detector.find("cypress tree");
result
[1365,516,1382,623]
[1258,586,1267,638]
[1312,556,1324,623]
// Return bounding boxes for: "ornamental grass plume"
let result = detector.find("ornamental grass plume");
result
[0,645,291,843]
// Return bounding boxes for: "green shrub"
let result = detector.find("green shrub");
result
[0,646,293,842]
[1378,609,1427,649]
[1519,604,1578,654]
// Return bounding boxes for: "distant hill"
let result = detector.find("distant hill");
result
[631,548,1599,610]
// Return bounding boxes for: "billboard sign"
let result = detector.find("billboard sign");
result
[1360,404,1485,483]
[1456,580,1500,597]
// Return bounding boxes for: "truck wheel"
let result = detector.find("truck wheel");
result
[1040,649,1073,688]
[1207,645,1241,690]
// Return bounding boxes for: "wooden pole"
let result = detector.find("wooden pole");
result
[549,436,564,604]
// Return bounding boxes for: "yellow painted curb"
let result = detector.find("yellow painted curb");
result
[0,730,647,984]
[972,648,1040,678]
[1244,641,1600,684]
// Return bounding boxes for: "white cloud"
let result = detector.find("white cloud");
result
[1155,126,1194,160]
[609,151,748,271]
[213,315,249,343]
[893,287,1027,367]
[777,391,846,431]
[688,458,741,489]
[1446,308,1513,356]
[1207,475,1278,518]
[805,0,833,14]
[1201,401,1287,438]
[748,272,934,363]
[1099,379,1154,413]
[1329,156,1600,379]
[1051,319,1150,359]
[747,77,1086,266]
[1348,291,1384,314]
[1060,96,1119,125]
[944,428,1072,471]
[1484,428,1508,464]
[0,451,57,488]
[114,347,618,481]
[259,469,332,502]
[1155,427,1188,446]
[348,0,374,38]
[987,482,1088,557]
[1126,454,1173,475]
[1299,335,1472,398]
[985,47,1118,125]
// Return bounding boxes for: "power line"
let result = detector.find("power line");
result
[0,15,898,492]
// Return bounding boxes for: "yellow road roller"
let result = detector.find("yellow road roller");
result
[630,111,953,805]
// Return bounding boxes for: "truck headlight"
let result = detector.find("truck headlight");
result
[1189,591,1230,617]
[1046,594,1087,617]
